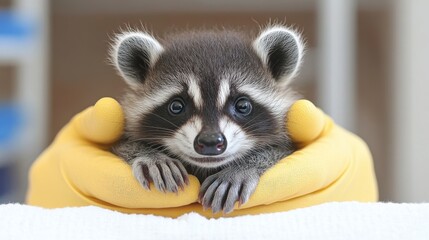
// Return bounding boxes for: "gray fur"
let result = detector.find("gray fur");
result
[111,25,304,214]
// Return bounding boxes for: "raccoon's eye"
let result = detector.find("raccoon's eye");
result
[168,98,185,115]
[235,97,252,116]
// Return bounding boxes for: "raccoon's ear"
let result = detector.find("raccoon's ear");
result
[253,26,304,83]
[111,32,163,86]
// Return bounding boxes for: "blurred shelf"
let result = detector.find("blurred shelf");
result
[0,0,49,203]
[0,10,35,64]
[53,0,390,14]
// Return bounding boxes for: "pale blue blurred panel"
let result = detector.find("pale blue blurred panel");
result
[0,103,22,203]
[0,10,36,62]
[0,8,41,203]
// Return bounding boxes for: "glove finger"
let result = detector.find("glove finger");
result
[73,97,124,145]
[286,100,328,147]
[59,143,200,208]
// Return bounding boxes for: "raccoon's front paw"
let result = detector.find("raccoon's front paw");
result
[132,155,189,193]
[198,168,260,214]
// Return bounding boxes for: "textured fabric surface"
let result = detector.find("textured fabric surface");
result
[26,98,378,217]
[1,202,428,240]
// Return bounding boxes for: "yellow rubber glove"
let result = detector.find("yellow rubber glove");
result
[26,98,378,218]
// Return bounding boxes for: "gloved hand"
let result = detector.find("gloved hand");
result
[26,98,378,218]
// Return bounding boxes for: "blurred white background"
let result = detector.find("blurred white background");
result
[0,0,427,203]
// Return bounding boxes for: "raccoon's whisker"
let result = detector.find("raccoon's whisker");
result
[178,127,189,137]
[170,128,187,141]
[241,112,265,128]
[131,130,174,135]
[243,130,272,136]
[229,152,252,167]
[221,118,232,132]
[232,129,243,138]
[242,118,272,128]
[245,135,282,143]
[132,137,166,140]
[146,112,179,128]
[230,113,271,136]
[126,127,178,136]
[128,135,172,142]
[126,129,175,135]
[139,125,177,132]
[241,119,275,132]
[146,143,168,152]
[221,118,246,137]
[137,132,174,137]
[128,137,167,143]
[244,129,281,137]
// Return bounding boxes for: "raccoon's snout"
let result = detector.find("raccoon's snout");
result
[194,131,227,156]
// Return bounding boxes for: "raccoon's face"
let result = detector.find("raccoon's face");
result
[111,26,304,168]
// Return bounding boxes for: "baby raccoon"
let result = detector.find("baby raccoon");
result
[111,25,304,214]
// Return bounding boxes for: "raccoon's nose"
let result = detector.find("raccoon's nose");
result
[194,132,227,155]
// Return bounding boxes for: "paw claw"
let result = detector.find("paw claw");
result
[132,155,189,193]
[142,181,150,190]
[199,169,259,214]
[166,161,186,191]
[173,161,190,185]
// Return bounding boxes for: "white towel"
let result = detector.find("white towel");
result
[0,202,428,240]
